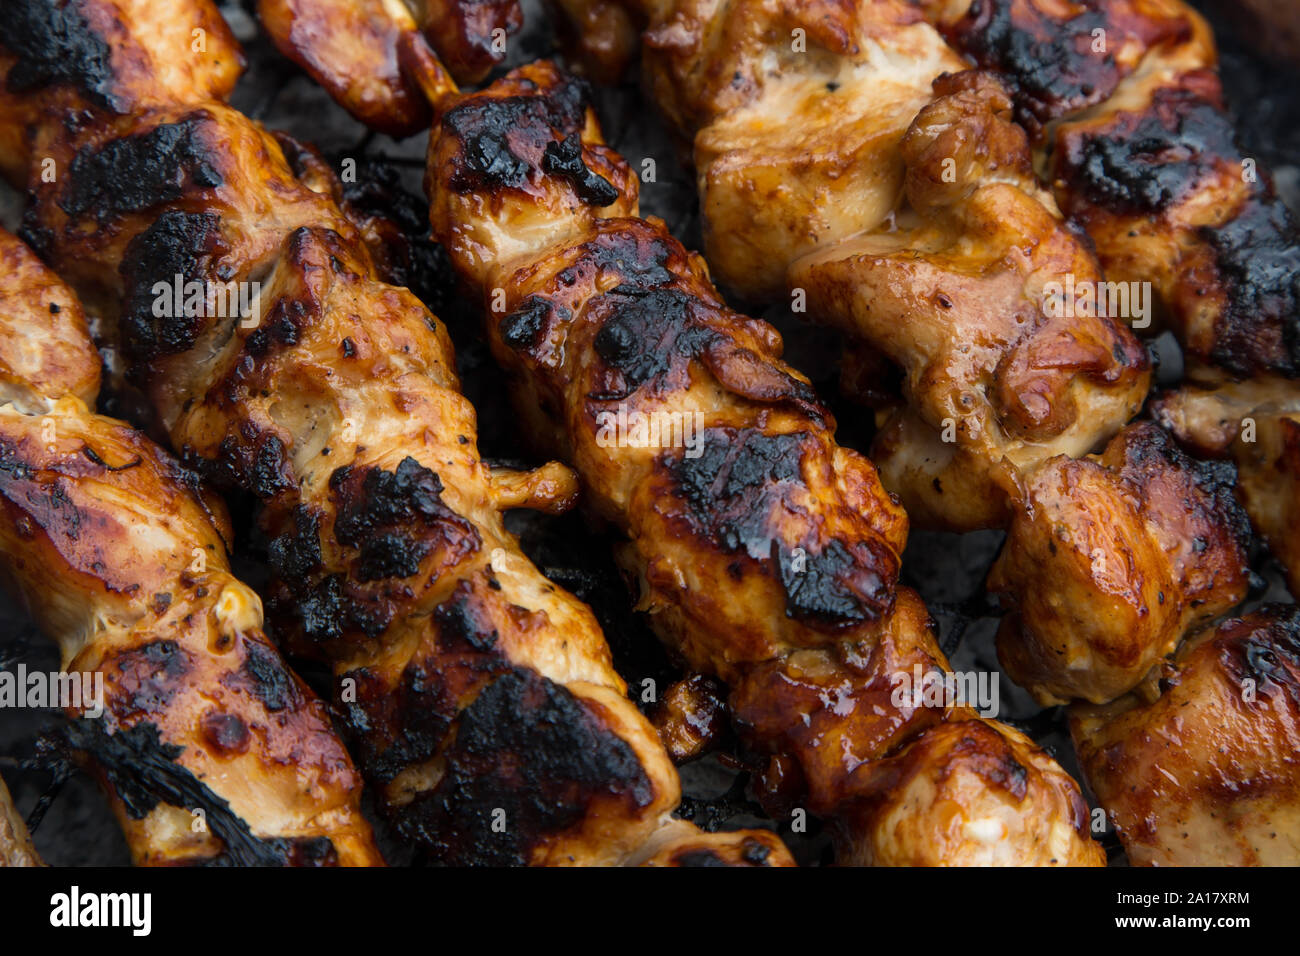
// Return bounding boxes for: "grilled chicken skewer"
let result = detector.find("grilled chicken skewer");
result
[920,0,1300,383]
[423,59,1104,866]
[0,774,42,867]
[256,1,1106,862]
[553,0,1300,865]
[0,226,382,865]
[556,0,1152,534]
[0,0,790,867]
[555,0,1231,704]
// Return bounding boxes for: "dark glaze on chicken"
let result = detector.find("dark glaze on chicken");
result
[0,0,791,867]
[416,57,1103,864]
[0,226,382,866]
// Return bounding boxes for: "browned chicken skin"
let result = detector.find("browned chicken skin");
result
[793,71,1149,529]
[1072,605,1300,865]
[549,0,1300,866]
[413,57,1101,864]
[256,0,514,135]
[0,0,791,867]
[0,775,42,867]
[0,226,383,866]
[987,422,1250,705]
[921,0,1300,381]
[588,0,1150,533]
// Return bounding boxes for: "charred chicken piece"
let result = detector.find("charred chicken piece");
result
[1,0,789,866]
[0,775,42,867]
[1071,604,1300,865]
[793,72,1149,529]
[987,422,1251,706]
[0,226,382,866]
[1154,375,1300,598]
[587,2,1148,531]
[419,58,1103,865]
[922,0,1300,380]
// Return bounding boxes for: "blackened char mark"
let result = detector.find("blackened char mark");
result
[584,280,822,413]
[1058,86,1237,214]
[542,133,619,206]
[948,0,1189,137]
[572,227,674,288]
[203,429,295,500]
[1202,196,1300,378]
[1117,423,1252,547]
[340,580,508,784]
[442,76,589,193]
[64,720,338,866]
[267,505,323,580]
[590,287,716,400]
[103,640,190,721]
[221,639,298,713]
[329,456,481,582]
[117,210,222,361]
[266,508,393,646]
[399,666,654,866]
[59,115,223,223]
[670,429,895,625]
[949,0,1112,135]
[270,573,393,647]
[3,0,118,111]
[500,296,554,351]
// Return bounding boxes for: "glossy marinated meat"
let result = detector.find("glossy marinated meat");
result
[0,0,789,867]
[922,0,1300,381]
[0,226,382,866]
[987,422,1250,705]
[420,59,1103,865]
[1072,605,1300,865]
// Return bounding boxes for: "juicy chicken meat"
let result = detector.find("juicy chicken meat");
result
[1071,605,1300,865]
[256,0,514,135]
[599,1,1149,531]
[0,775,41,867]
[922,0,1300,381]
[986,422,1250,705]
[0,0,792,867]
[255,0,1104,864]
[1154,375,1300,598]
[792,72,1149,529]
[0,226,381,866]
[629,0,968,302]
[415,58,1102,865]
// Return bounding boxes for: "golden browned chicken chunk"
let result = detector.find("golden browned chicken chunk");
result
[0,776,42,867]
[630,0,968,302]
[1154,375,1300,598]
[838,718,1101,865]
[418,57,1103,864]
[1,0,789,867]
[1072,605,1300,865]
[924,0,1300,380]
[987,422,1251,706]
[0,226,382,866]
[792,72,1149,530]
